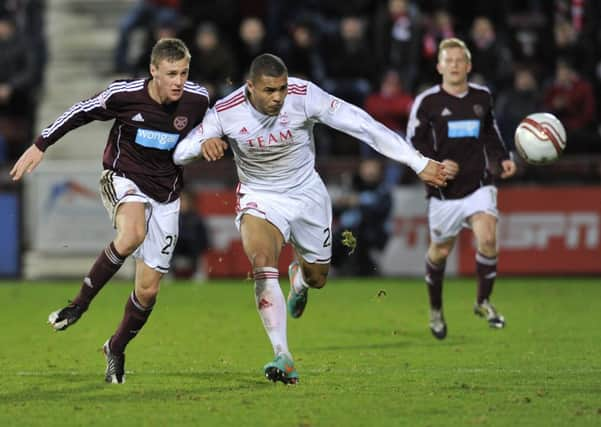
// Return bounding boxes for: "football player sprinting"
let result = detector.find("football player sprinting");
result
[174,53,447,384]
[10,39,209,383]
[407,38,517,340]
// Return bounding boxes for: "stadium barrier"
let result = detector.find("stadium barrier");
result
[0,189,20,277]
[22,162,600,278]
[196,186,601,277]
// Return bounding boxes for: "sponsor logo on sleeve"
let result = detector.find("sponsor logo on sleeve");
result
[328,98,341,113]
[193,124,204,138]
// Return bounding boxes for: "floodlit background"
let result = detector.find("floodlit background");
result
[0,0,600,278]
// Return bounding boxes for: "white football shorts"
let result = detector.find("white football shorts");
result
[235,178,333,264]
[428,185,498,243]
[99,170,180,273]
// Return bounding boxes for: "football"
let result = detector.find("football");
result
[514,113,567,164]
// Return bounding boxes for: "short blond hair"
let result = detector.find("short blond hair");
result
[438,38,471,62]
[150,38,191,67]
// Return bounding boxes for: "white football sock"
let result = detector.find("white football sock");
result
[254,267,290,356]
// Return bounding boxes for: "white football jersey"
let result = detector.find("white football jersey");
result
[174,77,428,193]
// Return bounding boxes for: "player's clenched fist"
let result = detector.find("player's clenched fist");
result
[10,144,44,181]
[418,159,448,188]
[201,138,228,161]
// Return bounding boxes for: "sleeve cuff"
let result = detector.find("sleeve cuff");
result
[34,136,49,152]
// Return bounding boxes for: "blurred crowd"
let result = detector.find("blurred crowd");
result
[1,0,601,174]
[0,0,46,166]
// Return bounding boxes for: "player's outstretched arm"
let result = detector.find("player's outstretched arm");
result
[417,159,448,188]
[174,108,226,165]
[500,159,517,179]
[201,138,228,162]
[10,144,44,181]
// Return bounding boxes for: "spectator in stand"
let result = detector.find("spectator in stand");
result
[0,12,37,163]
[235,17,269,82]
[0,0,47,90]
[543,58,598,154]
[551,19,594,78]
[373,0,422,91]
[419,9,455,87]
[323,16,374,107]
[277,17,326,83]
[364,70,414,186]
[188,22,237,99]
[114,0,181,74]
[331,158,393,276]
[131,12,180,78]
[466,16,513,93]
[364,70,413,134]
[495,66,542,149]
[504,1,551,76]
[179,0,239,43]
[172,191,210,281]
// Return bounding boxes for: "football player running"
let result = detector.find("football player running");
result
[174,53,447,383]
[10,38,209,383]
[407,38,516,340]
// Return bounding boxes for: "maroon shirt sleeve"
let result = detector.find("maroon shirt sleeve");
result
[34,81,124,151]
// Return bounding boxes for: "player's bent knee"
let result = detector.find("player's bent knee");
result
[478,235,497,253]
[432,245,452,261]
[116,226,146,254]
[302,267,329,289]
[136,287,158,307]
[250,252,276,270]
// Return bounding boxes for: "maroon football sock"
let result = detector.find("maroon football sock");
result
[476,252,497,304]
[110,291,154,355]
[425,257,446,310]
[72,242,126,311]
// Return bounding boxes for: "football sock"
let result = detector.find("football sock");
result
[254,267,290,356]
[425,257,445,310]
[476,252,497,304]
[72,242,126,310]
[110,291,154,355]
[291,264,309,294]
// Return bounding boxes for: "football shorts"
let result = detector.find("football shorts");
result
[99,170,180,273]
[428,185,498,243]
[235,178,333,264]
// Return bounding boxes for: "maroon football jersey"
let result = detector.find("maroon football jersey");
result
[34,78,209,202]
[407,83,510,200]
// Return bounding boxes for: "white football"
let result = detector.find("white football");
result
[514,113,567,164]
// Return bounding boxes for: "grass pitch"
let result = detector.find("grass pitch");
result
[0,277,599,426]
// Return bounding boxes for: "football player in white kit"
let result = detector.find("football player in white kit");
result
[174,54,447,384]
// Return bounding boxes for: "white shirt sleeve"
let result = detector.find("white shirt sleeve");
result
[173,108,224,165]
[305,82,429,173]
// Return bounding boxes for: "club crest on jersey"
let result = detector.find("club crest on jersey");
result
[473,104,484,117]
[278,112,289,125]
[173,116,188,130]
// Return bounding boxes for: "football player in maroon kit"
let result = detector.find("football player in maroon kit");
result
[407,38,517,340]
[10,38,209,383]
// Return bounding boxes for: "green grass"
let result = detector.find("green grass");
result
[0,277,600,426]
